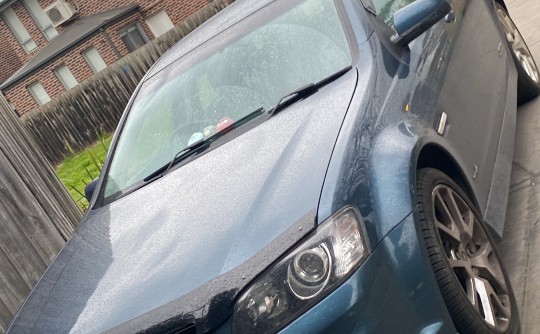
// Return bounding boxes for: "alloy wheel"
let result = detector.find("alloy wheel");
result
[498,8,540,84]
[432,184,511,332]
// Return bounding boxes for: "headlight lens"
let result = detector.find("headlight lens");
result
[288,245,331,299]
[233,206,370,333]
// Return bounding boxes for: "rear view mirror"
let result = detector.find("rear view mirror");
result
[85,179,98,202]
[391,0,451,46]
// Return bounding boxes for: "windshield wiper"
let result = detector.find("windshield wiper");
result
[144,107,265,183]
[268,65,353,116]
[143,141,208,183]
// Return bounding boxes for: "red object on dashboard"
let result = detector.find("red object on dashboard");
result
[216,117,234,132]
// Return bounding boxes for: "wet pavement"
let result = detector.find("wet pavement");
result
[498,0,540,332]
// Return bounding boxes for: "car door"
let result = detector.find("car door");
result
[430,0,508,210]
[369,0,508,210]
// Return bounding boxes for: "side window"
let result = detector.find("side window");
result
[372,0,415,27]
[54,65,78,90]
[119,23,148,53]
[27,82,51,106]
[145,10,174,38]
[82,47,108,73]
[2,7,37,53]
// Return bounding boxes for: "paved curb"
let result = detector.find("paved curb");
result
[499,1,540,332]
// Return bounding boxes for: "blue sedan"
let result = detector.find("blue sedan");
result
[8,0,540,333]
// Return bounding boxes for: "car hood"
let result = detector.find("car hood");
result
[8,70,358,334]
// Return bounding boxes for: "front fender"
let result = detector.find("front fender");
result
[318,118,477,248]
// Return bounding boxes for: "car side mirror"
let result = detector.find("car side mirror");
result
[85,179,98,202]
[390,0,451,47]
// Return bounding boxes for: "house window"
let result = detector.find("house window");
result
[119,23,147,52]
[23,0,58,40]
[145,10,174,38]
[82,47,107,73]
[2,7,37,52]
[27,82,51,105]
[55,65,78,90]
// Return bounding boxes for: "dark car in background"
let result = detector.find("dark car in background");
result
[8,0,540,333]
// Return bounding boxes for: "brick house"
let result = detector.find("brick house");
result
[0,0,209,115]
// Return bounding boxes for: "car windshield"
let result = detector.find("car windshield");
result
[102,0,352,201]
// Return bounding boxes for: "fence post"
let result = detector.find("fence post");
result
[0,94,82,333]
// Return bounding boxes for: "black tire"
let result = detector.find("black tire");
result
[416,168,519,334]
[496,3,540,105]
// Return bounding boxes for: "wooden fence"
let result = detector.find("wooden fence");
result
[21,0,235,165]
[0,1,236,331]
[0,96,82,333]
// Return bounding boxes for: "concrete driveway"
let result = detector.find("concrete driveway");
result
[499,0,540,332]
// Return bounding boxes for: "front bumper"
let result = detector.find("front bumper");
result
[278,211,457,333]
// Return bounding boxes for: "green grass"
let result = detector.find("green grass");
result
[55,134,113,210]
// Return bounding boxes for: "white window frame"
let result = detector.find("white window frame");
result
[23,0,58,41]
[54,65,78,90]
[145,9,174,38]
[82,47,108,73]
[27,82,51,106]
[2,7,37,53]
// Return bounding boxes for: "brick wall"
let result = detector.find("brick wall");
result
[2,0,209,65]
[6,2,48,62]
[4,30,123,113]
[0,4,38,84]
[38,0,210,27]
[2,0,210,115]
[0,45,23,84]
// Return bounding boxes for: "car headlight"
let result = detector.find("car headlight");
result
[233,206,370,333]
